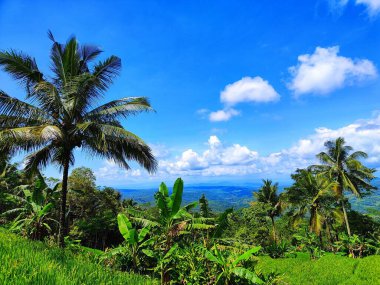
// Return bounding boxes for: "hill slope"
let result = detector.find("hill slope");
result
[0,228,155,285]
[257,253,380,285]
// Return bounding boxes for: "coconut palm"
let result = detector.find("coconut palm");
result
[0,32,157,247]
[253,179,281,243]
[312,137,375,236]
[284,169,341,238]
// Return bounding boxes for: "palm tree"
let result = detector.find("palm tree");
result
[253,179,281,243]
[312,137,375,236]
[0,32,157,247]
[284,169,340,238]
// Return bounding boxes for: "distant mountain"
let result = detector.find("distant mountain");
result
[118,182,380,213]
[119,185,258,212]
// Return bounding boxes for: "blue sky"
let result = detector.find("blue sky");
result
[0,0,380,187]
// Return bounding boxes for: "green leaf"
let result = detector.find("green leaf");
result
[139,237,155,248]
[38,203,53,217]
[170,178,184,216]
[117,213,136,245]
[164,243,178,260]
[142,249,155,258]
[204,249,223,265]
[138,226,150,242]
[232,267,264,284]
[159,182,169,197]
[232,246,261,267]
[184,201,198,211]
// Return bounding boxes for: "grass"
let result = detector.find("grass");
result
[256,252,380,285]
[0,228,156,285]
[2,228,379,285]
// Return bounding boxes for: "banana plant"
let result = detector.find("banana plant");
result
[204,245,263,285]
[127,178,213,248]
[3,175,59,240]
[115,213,153,271]
[124,178,213,283]
[142,243,178,285]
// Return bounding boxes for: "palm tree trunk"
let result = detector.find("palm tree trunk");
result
[270,216,277,244]
[341,200,351,236]
[59,159,70,248]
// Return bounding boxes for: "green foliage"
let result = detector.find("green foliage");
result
[253,179,282,243]
[174,244,211,284]
[224,205,271,246]
[312,137,376,236]
[112,213,153,271]
[204,245,263,285]
[284,169,342,237]
[68,168,123,249]
[334,233,380,258]
[199,193,213,218]
[264,241,295,259]
[293,231,324,259]
[2,174,59,240]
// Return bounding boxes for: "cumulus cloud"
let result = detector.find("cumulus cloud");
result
[209,108,240,122]
[221,76,280,106]
[205,76,279,122]
[95,113,380,181]
[151,135,260,177]
[288,46,377,96]
[166,114,380,176]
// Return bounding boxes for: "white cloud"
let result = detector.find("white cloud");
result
[95,113,380,181]
[209,108,240,122]
[221,76,280,106]
[150,144,170,159]
[356,0,380,15]
[329,0,380,16]
[157,135,260,176]
[288,46,377,96]
[205,76,279,122]
[164,113,380,176]
[95,159,145,181]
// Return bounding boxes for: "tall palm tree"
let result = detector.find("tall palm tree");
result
[253,179,281,243]
[0,32,157,247]
[312,137,375,236]
[284,169,340,238]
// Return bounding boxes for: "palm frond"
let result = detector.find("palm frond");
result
[0,50,43,89]
[85,97,153,120]
[0,91,53,123]
[92,55,121,91]
[23,144,54,172]
[82,123,157,173]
